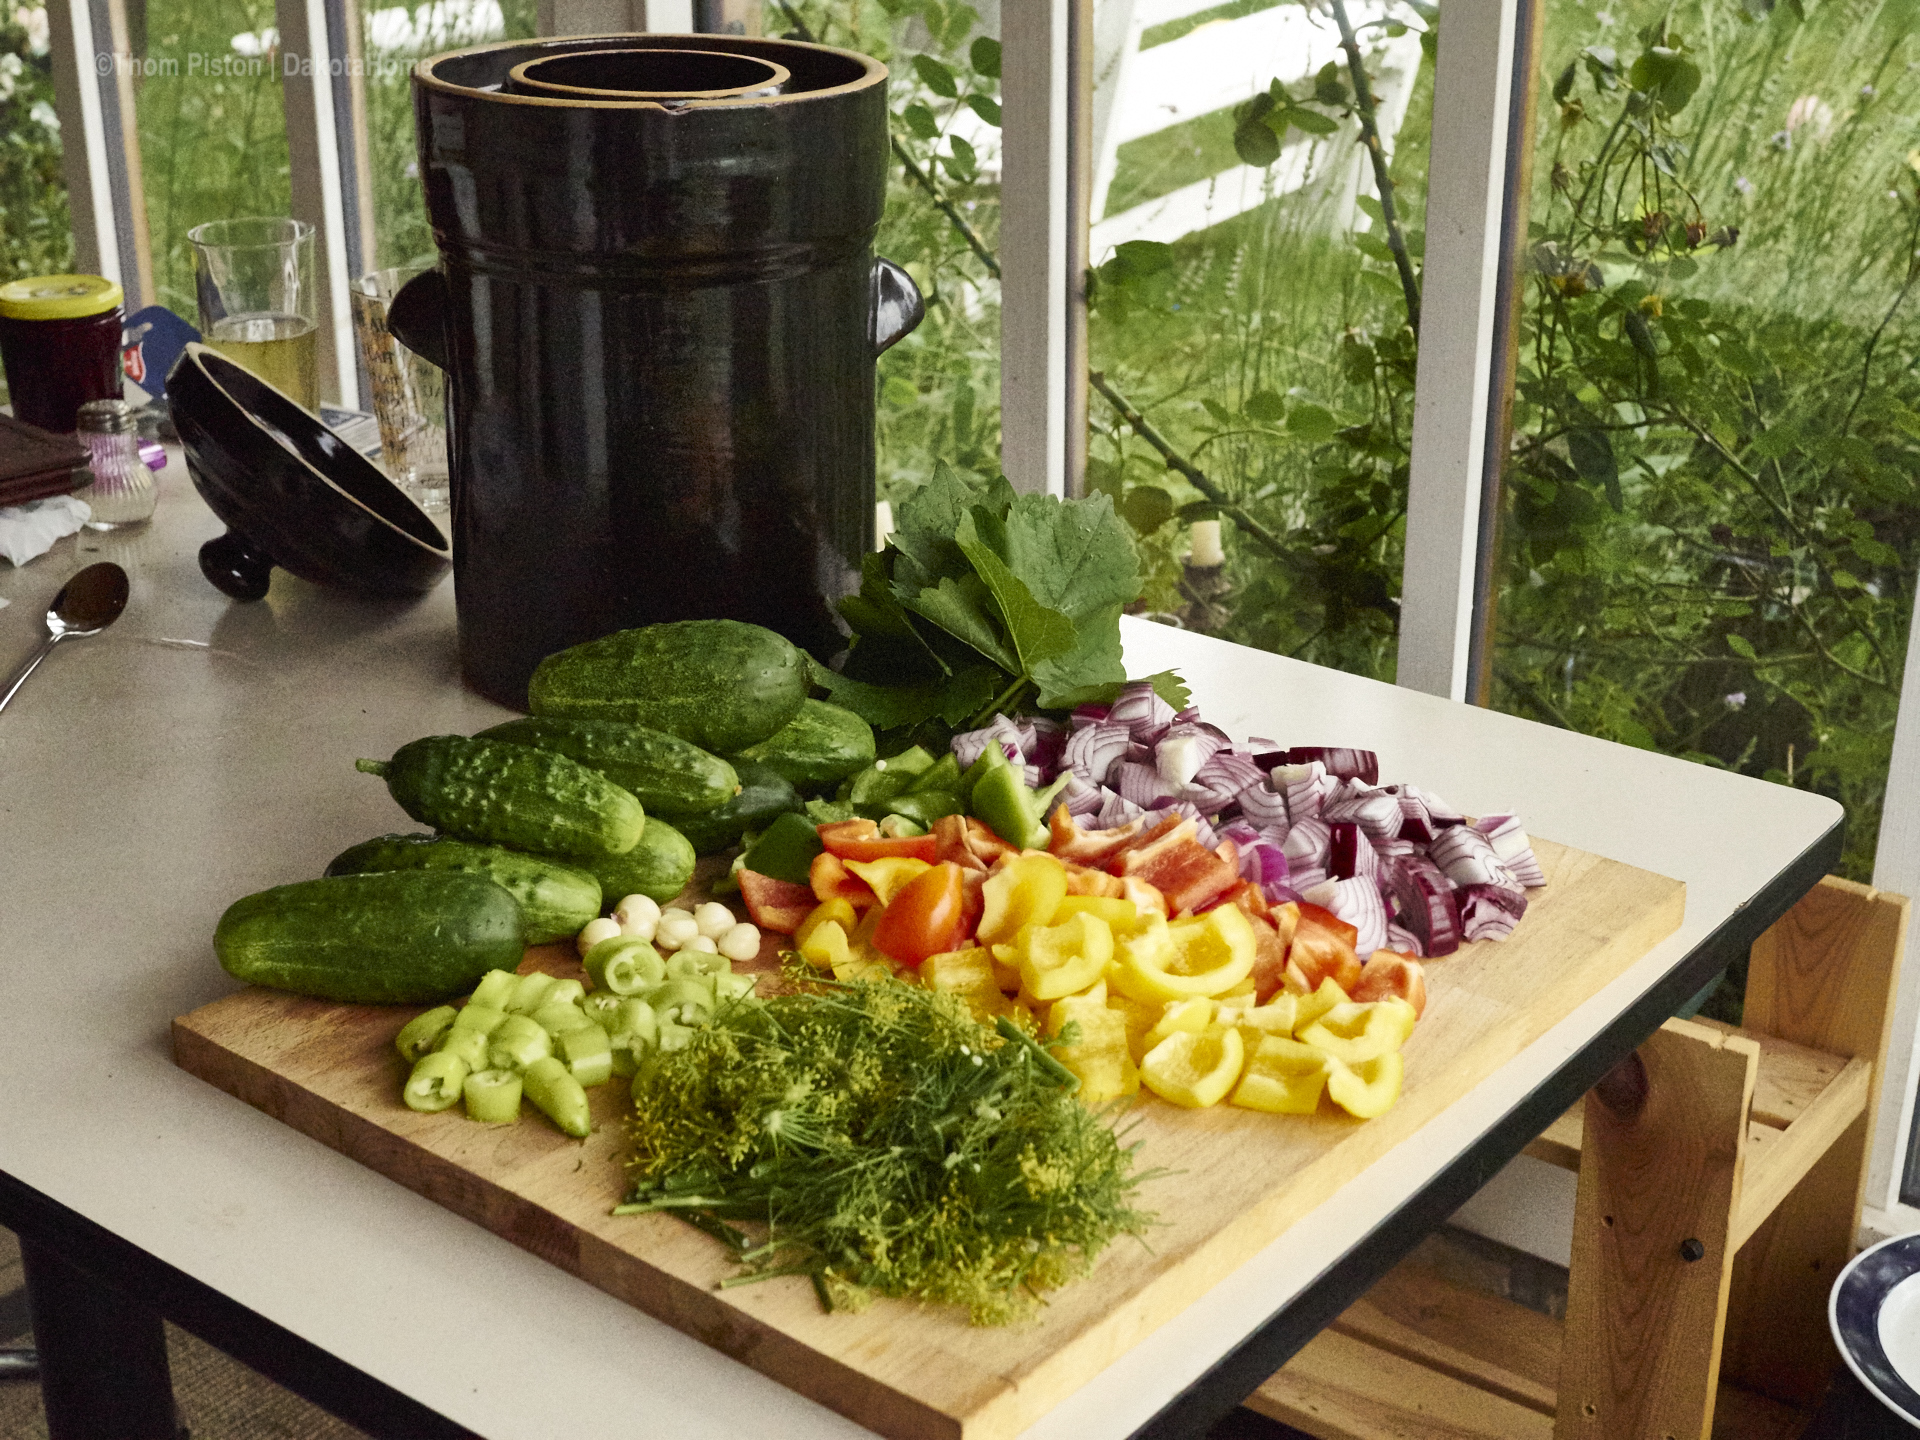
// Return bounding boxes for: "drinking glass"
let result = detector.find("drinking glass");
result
[188,218,319,412]
[349,266,449,513]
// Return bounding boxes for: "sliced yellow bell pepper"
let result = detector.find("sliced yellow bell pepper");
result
[977,852,1069,946]
[1297,999,1419,1065]
[1112,905,1256,1003]
[1015,911,1115,1001]
[1219,993,1300,1045]
[1053,895,1139,930]
[1046,993,1139,1105]
[1141,1023,1244,1108]
[1326,1051,1404,1118]
[1108,992,1166,1063]
[1232,1035,1334,1114]
[843,856,932,906]
[799,918,851,972]
[795,898,858,953]
[1218,975,1257,1001]
[921,946,1006,1016]
[1292,977,1351,1034]
[1140,996,1213,1057]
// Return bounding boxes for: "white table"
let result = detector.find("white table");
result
[0,472,1843,1439]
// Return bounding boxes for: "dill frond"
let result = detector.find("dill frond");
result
[621,978,1157,1325]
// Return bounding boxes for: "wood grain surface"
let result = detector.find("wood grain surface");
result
[172,837,1683,1440]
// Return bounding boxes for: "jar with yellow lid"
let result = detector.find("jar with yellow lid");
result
[0,274,126,435]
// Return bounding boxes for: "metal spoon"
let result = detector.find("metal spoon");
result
[0,562,130,715]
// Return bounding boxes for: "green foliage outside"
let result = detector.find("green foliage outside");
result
[0,5,74,402]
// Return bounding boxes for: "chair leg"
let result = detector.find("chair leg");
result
[20,1234,180,1440]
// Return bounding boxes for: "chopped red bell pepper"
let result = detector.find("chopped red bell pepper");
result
[1223,878,1272,924]
[816,818,941,863]
[1046,805,1144,865]
[738,870,818,935]
[810,851,879,910]
[1353,951,1428,1018]
[1248,913,1293,1002]
[1117,820,1237,915]
[1289,901,1362,994]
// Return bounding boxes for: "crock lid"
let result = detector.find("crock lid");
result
[0,274,124,321]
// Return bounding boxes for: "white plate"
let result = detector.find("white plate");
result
[1832,1232,1920,1427]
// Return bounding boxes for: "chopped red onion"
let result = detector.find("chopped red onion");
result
[1094,789,1145,829]
[1117,760,1179,810]
[1372,836,1418,865]
[1273,760,1335,821]
[1194,749,1264,797]
[1282,816,1331,870]
[1218,819,1262,848]
[1459,883,1527,941]
[1025,718,1067,775]
[1329,877,1389,957]
[1061,771,1106,817]
[1262,881,1303,906]
[1328,821,1381,882]
[1268,746,1379,785]
[1473,814,1547,888]
[1109,681,1174,745]
[1063,721,1133,788]
[1396,791,1434,844]
[1429,825,1521,892]
[1300,878,1340,909]
[1070,703,1111,730]
[1156,728,1220,787]
[1235,780,1291,831]
[1322,779,1403,840]
[1390,855,1462,957]
[951,714,1026,770]
[1385,921,1425,958]
[1404,784,1465,827]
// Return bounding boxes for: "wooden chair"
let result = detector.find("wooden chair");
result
[1251,876,1910,1440]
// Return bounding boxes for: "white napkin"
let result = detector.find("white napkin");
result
[0,495,92,567]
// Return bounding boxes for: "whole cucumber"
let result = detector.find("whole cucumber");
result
[477,716,739,815]
[526,620,807,755]
[730,699,876,794]
[325,834,601,945]
[659,761,802,856]
[357,735,644,857]
[214,871,523,1004]
[558,817,698,906]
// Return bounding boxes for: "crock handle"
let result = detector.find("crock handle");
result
[387,269,451,372]
[870,257,925,358]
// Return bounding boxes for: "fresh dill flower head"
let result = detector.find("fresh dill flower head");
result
[623,978,1157,1325]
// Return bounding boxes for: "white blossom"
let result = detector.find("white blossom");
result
[14,5,47,55]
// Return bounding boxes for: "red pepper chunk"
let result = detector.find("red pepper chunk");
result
[1289,902,1363,994]
[817,818,940,864]
[738,870,818,935]
[1117,830,1238,916]
[810,851,879,910]
[872,862,969,967]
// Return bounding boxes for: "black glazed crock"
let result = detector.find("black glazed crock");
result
[396,34,924,708]
[170,343,451,602]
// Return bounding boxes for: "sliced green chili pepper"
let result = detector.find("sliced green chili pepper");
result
[582,993,626,1031]
[739,811,824,886]
[714,972,757,1002]
[559,1025,613,1088]
[404,1051,469,1112]
[532,1002,595,1038]
[449,1003,506,1037]
[542,978,586,1008]
[584,937,666,996]
[521,1056,591,1137]
[469,971,518,1009]
[436,1026,490,1072]
[488,1013,553,1070]
[665,950,727,983]
[463,1067,522,1124]
[615,999,659,1048]
[394,1005,457,1064]
[647,977,715,1026]
[503,971,557,1014]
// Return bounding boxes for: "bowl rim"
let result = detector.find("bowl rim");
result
[176,341,450,559]
[1830,1229,1920,1428]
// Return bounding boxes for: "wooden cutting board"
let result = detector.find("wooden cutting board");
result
[172,837,1682,1440]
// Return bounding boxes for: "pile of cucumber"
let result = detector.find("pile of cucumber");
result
[213,618,877,1010]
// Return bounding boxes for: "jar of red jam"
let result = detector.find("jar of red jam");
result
[0,274,125,434]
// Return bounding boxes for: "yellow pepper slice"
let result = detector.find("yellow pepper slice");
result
[1291,977,1351,1034]
[1108,992,1166,1063]
[798,918,851,972]
[1140,1024,1245,1108]
[1297,999,1419,1065]
[1232,1036,1334,1114]
[1219,993,1300,1046]
[921,946,1007,1017]
[1140,996,1213,1057]
[977,853,1069,946]
[1112,905,1256,1003]
[1326,1051,1404,1118]
[843,856,932,906]
[1053,895,1139,930]
[795,898,858,952]
[1015,912,1115,1001]
[1045,994,1139,1105]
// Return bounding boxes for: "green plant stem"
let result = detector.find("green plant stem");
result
[1843,198,1920,436]
[892,137,1003,281]
[1328,0,1421,334]
[1088,370,1292,566]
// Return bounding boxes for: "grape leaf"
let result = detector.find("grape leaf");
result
[956,508,1078,673]
[1000,491,1141,624]
[902,572,1020,673]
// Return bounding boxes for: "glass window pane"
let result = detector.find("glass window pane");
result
[1,4,77,407]
[1488,0,1920,900]
[1085,0,1435,679]
[364,0,539,271]
[780,0,1002,500]
[134,0,294,316]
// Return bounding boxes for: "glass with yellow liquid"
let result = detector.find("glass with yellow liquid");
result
[188,218,320,411]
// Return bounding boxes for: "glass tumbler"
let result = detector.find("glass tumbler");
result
[350,266,450,512]
[74,399,156,528]
[189,218,320,411]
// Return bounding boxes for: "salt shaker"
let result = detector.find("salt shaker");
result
[74,399,156,529]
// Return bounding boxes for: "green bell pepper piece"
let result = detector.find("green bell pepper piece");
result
[907,752,963,795]
[888,790,963,827]
[969,754,1071,852]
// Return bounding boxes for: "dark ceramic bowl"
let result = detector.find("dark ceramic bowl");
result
[169,343,451,602]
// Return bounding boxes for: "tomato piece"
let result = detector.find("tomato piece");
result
[872,861,969,967]
[810,851,878,910]
[738,870,818,934]
[818,818,940,863]
[1289,902,1362,993]
[1352,951,1428,1019]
